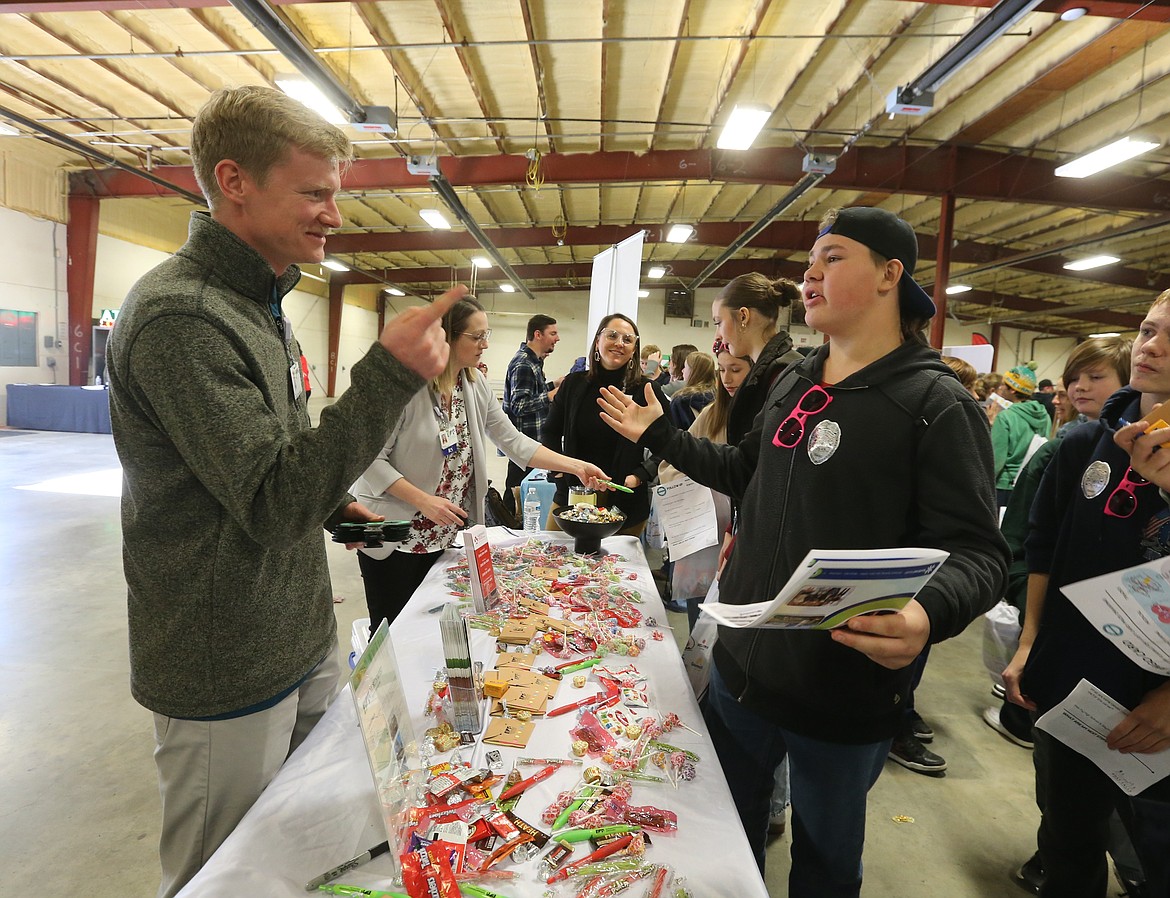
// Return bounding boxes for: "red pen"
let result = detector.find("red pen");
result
[546,833,635,884]
[547,689,621,719]
[497,764,559,802]
[546,692,606,719]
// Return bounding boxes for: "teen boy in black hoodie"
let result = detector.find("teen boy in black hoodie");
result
[1007,292,1170,898]
[598,207,1008,898]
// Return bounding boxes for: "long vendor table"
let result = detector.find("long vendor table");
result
[176,531,767,898]
[5,384,112,433]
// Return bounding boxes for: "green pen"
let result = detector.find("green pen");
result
[599,479,634,494]
[559,657,602,674]
[553,784,596,830]
[555,824,640,843]
[316,885,409,898]
[460,884,516,898]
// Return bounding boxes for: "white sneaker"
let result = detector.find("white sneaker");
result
[982,706,1034,749]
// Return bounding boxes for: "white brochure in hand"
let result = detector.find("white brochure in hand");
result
[699,547,948,629]
[1036,678,1170,796]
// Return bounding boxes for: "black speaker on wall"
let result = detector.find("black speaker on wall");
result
[665,287,694,319]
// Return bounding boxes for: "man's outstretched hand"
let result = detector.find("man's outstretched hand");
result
[379,285,468,379]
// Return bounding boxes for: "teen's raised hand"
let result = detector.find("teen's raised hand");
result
[379,284,468,379]
[830,599,931,670]
[597,383,663,442]
[1115,421,1170,491]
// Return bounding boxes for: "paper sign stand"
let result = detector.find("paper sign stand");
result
[464,524,500,613]
[348,619,424,882]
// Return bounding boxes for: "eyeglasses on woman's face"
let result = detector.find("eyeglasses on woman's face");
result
[458,329,492,345]
[601,328,637,346]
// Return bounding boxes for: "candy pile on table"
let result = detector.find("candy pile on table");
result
[556,504,626,524]
[444,540,648,642]
[390,540,701,898]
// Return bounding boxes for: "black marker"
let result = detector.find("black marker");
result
[303,841,390,891]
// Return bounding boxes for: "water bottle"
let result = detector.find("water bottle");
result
[523,487,541,532]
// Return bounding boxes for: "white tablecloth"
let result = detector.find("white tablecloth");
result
[177,531,767,898]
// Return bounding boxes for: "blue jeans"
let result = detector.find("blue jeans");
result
[704,665,891,898]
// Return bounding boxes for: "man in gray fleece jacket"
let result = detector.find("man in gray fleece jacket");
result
[105,86,465,898]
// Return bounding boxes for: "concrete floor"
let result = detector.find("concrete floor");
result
[0,427,1090,896]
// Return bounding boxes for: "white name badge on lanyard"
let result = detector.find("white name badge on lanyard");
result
[433,389,458,457]
[290,361,304,402]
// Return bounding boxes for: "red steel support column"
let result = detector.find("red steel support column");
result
[327,280,344,397]
[929,192,955,350]
[66,195,100,385]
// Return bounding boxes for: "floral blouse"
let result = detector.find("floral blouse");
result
[399,376,473,553]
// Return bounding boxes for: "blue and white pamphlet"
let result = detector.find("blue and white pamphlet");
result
[699,547,949,629]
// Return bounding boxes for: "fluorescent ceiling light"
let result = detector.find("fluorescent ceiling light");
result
[647,266,667,279]
[1055,137,1159,178]
[717,105,770,150]
[499,283,516,293]
[666,224,694,244]
[420,208,451,229]
[384,287,406,296]
[945,284,973,295]
[321,258,349,272]
[1089,331,1120,338]
[1063,255,1120,271]
[472,256,491,269]
[275,76,345,125]
[0,122,18,136]
[638,290,650,298]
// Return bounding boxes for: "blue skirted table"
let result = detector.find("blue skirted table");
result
[5,384,112,434]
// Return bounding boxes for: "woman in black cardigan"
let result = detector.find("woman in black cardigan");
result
[541,313,668,535]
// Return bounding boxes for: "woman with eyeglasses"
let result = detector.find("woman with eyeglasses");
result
[350,297,609,632]
[596,207,1008,895]
[541,313,668,536]
[1002,303,1170,898]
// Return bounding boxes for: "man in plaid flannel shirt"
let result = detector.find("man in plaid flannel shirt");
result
[502,314,562,513]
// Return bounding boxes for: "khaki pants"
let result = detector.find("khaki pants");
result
[152,643,339,898]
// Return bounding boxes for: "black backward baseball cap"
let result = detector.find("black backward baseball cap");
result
[817,207,936,319]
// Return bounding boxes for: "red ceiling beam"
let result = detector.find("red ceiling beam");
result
[956,288,1143,330]
[69,145,1170,215]
[912,0,1170,23]
[337,259,1140,331]
[336,257,809,289]
[326,221,821,255]
[0,0,326,10]
[7,0,1166,19]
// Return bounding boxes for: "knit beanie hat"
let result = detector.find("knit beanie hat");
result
[1003,364,1037,397]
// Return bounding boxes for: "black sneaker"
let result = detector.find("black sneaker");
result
[1114,863,1146,897]
[908,710,934,743]
[888,735,947,774]
[1013,852,1044,895]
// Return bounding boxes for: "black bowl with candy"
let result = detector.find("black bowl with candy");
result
[553,505,627,555]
